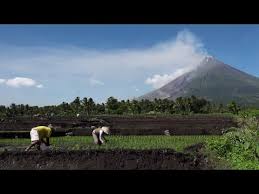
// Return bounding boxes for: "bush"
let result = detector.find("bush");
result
[239,108,259,118]
[227,101,241,115]
[206,116,259,169]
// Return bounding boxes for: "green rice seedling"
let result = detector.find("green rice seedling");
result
[0,135,220,151]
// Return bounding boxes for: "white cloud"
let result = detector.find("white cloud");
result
[36,84,43,88]
[145,67,192,89]
[0,29,207,91]
[145,74,175,89]
[144,30,207,89]
[132,86,140,92]
[0,79,5,84]
[89,78,104,86]
[2,77,43,88]
[6,77,36,88]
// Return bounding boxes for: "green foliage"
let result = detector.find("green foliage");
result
[106,97,120,114]
[0,95,254,118]
[206,116,259,169]
[227,101,241,115]
[239,108,259,118]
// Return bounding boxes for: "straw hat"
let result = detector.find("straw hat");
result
[101,126,110,135]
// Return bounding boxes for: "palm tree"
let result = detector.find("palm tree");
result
[82,97,88,115]
[87,98,95,116]
[106,97,119,114]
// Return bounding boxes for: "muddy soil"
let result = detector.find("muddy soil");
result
[103,116,236,135]
[0,116,236,136]
[0,145,213,170]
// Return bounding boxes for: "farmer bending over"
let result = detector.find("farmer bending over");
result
[25,124,54,151]
[92,126,110,145]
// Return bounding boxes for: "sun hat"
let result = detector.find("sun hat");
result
[101,126,110,135]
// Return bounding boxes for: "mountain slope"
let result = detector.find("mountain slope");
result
[139,56,259,106]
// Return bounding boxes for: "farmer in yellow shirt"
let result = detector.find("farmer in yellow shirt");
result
[25,124,54,151]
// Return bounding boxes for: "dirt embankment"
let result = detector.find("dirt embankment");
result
[0,115,237,137]
[102,116,236,135]
[0,146,212,170]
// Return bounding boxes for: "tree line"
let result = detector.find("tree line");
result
[0,96,241,119]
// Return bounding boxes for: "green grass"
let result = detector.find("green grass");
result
[0,135,220,151]
[239,108,259,117]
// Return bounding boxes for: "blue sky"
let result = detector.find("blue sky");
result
[0,24,259,106]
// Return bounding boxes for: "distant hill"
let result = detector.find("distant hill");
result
[139,56,259,107]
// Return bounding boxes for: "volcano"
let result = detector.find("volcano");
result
[139,56,259,106]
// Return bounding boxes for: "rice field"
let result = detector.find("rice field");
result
[0,135,220,151]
